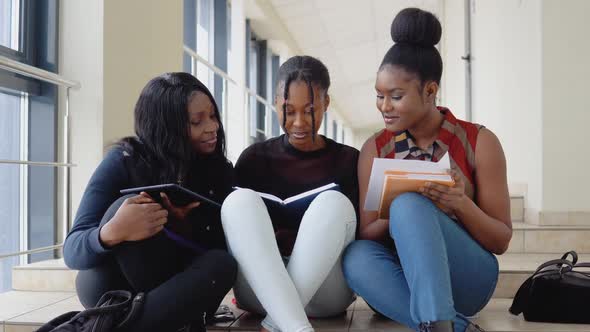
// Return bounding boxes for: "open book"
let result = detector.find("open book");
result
[235,183,340,228]
[364,154,454,219]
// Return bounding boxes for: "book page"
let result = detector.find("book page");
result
[233,186,283,203]
[364,153,450,211]
[283,183,337,204]
[404,173,452,181]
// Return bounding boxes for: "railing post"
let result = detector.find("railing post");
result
[63,87,72,241]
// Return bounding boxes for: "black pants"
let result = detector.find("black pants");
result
[75,195,237,332]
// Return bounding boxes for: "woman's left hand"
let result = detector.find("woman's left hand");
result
[419,169,468,214]
[142,192,201,222]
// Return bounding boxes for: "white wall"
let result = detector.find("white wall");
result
[541,0,590,212]
[441,0,590,220]
[59,1,104,234]
[469,0,543,221]
[102,0,183,147]
[60,0,184,226]
[352,128,376,150]
[440,0,466,121]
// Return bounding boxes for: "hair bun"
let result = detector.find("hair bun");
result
[391,8,441,47]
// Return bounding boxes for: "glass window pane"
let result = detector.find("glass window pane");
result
[183,0,197,73]
[28,89,57,263]
[0,92,22,293]
[271,111,279,137]
[0,163,20,293]
[0,92,21,159]
[271,55,280,136]
[196,0,214,88]
[333,120,338,141]
[0,0,20,50]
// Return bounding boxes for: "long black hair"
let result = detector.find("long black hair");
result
[276,56,330,141]
[380,8,443,86]
[118,72,227,186]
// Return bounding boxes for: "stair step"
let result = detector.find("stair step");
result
[12,251,589,300]
[12,259,77,292]
[0,291,75,332]
[507,222,590,253]
[537,211,590,227]
[2,291,589,332]
[493,253,589,298]
[472,298,590,332]
[510,196,524,222]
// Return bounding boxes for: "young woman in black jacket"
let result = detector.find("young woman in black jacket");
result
[63,72,237,332]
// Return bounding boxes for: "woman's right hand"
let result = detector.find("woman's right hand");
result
[99,194,168,247]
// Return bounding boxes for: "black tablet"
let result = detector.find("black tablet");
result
[120,184,221,208]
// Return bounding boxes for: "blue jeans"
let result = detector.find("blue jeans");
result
[342,193,498,332]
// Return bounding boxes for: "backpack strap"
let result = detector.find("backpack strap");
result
[115,292,145,330]
[561,251,578,264]
[35,312,80,332]
[69,290,134,321]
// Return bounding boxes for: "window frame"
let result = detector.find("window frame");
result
[0,0,59,293]
[0,0,48,95]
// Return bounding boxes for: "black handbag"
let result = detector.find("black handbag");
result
[36,290,144,332]
[509,251,590,323]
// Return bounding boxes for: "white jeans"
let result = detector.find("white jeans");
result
[221,189,357,332]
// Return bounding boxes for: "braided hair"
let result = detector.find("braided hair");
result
[276,56,330,142]
[380,8,443,86]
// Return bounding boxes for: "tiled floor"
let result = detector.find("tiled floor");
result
[1,290,590,332]
[207,293,590,332]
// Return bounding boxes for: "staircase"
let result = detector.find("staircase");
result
[1,195,589,332]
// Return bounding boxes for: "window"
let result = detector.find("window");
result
[246,22,269,144]
[0,0,59,293]
[0,91,24,292]
[212,0,229,112]
[183,0,215,88]
[332,120,338,142]
[184,0,229,115]
[0,0,20,51]
[270,54,280,137]
[183,0,196,73]
[195,0,214,89]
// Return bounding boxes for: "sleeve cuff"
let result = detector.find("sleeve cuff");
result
[89,227,111,254]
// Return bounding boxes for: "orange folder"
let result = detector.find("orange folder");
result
[378,170,455,219]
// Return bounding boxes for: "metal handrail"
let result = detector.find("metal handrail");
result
[0,55,81,89]
[1,54,81,260]
[183,46,275,110]
[183,46,236,85]
[0,159,76,167]
[0,244,63,260]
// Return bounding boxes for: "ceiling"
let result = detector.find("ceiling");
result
[264,0,442,130]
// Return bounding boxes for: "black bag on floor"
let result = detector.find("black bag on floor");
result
[36,290,144,332]
[509,251,590,323]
